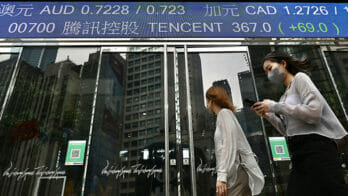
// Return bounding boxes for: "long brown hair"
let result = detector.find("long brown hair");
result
[262,51,310,75]
[206,86,236,113]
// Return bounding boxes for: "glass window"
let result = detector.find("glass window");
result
[148,70,154,76]
[139,130,146,136]
[127,98,132,104]
[85,51,165,196]
[141,72,147,78]
[134,89,139,95]
[149,56,154,61]
[127,90,132,96]
[155,54,161,59]
[128,68,133,73]
[133,97,139,102]
[148,93,154,100]
[178,52,274,195]
[135,66,140,72]
[140,120,146,127]
[147,128,154,134]
[141,57,147,62]
[140,112,147,118]
[147,101,154,108]
[146,138,153,145]
[132,122,138,128]
[149,63,154,68]
[140,87,147,94]
[0,53,18,109]
[141,79,147,85]
[324,50,348,117]
[131,141,137,147]
[140,103,147,109]
[142,64,147,70]
[155,61,161,67]
[127,83,133,88]
[133,105,139,110]
[131,150,137,156]
[139,139,145,146]
[148,78,154,84]
[148,110,154,116]
[132,113,139,120]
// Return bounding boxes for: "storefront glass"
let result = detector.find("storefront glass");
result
[0,44,347,196]
[0,47,100,196]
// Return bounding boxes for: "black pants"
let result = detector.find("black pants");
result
[286,134,348,196]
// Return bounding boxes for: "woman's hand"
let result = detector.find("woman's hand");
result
[216,181,227,196]
[252,99,272,115]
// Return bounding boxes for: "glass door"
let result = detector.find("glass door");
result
[0,46,101,196]
[321,46,348,184]
[83,46,169,196]
[176,46,275,196]
[0,47,21,121]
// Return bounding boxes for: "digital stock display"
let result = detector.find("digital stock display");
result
[0,2,347,38]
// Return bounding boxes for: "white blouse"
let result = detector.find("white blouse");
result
[265,72,347,139]
[215,108,264,195]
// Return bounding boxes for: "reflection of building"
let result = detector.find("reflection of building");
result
[0,55,85,195]
[85,53,126,196]
[237,71,260,136]
[121,52,164,195]
[21,47,58,70]
[178,53,206,137]
[0,55,18,106]
[213,79,233,103]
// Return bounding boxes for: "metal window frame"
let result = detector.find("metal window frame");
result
[33,176,67,196]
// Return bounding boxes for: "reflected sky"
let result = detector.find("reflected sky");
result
[55,48,99,65]
[200,53,249,109]
[0,54,12,62]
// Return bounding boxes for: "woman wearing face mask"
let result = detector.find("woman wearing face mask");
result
[251,51,348,196]
[206,86,264,196]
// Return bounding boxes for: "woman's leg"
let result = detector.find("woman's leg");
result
[227,166,251,196]
[287,135,348,196]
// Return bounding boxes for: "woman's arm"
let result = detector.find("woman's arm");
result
[215,110,238,183]
[268,73,323,124]
[263,112,286,135]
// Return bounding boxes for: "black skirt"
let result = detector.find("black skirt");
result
[286,134,348,196]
